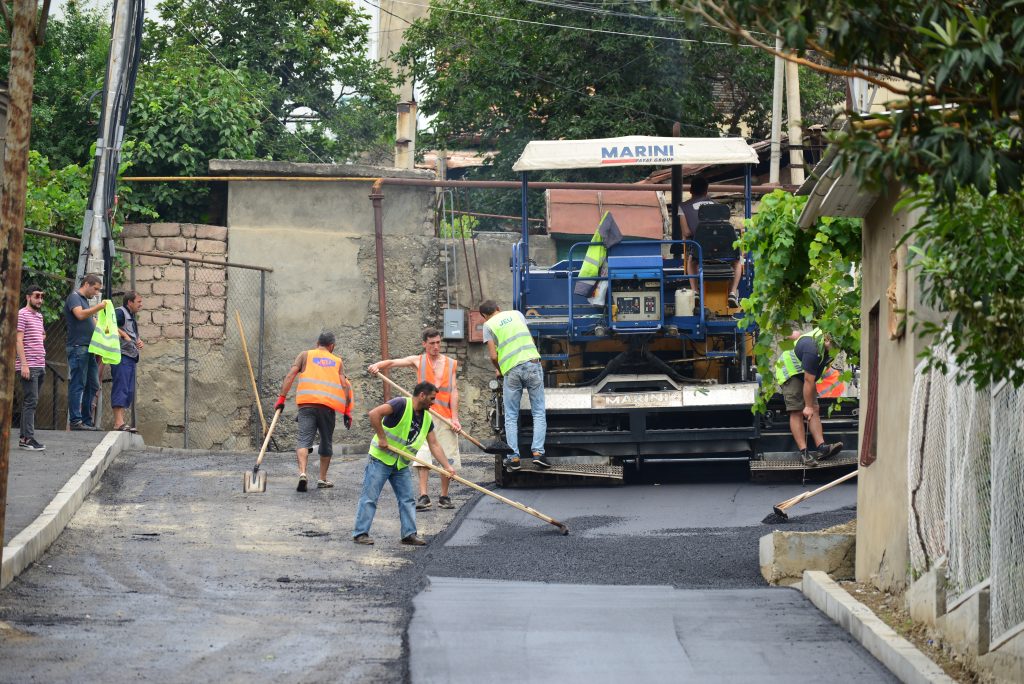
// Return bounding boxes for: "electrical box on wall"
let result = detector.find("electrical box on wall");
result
[443,308,465,340]
[468,311,486,343]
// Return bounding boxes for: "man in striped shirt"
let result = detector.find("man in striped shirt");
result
[16,284,47,451]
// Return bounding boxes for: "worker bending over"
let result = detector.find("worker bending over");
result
[368,327,462,511]
[774,328,844,466]
[276,331,353,491]
[352,382,456,546]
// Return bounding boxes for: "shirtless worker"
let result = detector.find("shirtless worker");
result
[275,331,354,491]
[368,327,462,510]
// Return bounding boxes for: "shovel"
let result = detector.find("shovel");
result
[243,407,282,493]
[372,371,512,456]
[388,442,569,535]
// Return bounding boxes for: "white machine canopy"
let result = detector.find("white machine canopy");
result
[512,136,759,172]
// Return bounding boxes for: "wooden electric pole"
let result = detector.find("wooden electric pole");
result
[0,0,49,556]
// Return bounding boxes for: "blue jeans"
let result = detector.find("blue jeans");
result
[353,456,417,540]
[503,361,546,457]
[67,345,99,425]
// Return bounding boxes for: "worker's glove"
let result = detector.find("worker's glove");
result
[274,395,286,411]
[343,414,352,430]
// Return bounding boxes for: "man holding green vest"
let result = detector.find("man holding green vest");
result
[64,274,110,430]
[352,382,456,546]
[774,328,844,466]
[480,300,550,471]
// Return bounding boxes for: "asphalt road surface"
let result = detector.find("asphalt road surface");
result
[0,448,889,683]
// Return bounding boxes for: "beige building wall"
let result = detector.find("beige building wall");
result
[855,184,937,590]
[374,0,429,102]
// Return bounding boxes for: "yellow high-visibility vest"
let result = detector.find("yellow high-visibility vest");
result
[88,300,121,365]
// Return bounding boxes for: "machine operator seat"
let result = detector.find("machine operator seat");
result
[693,203,739,278]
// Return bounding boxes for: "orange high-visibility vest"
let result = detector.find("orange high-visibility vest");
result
[417,353,456,420]
[816,368,846,398]
[296,349,352,416]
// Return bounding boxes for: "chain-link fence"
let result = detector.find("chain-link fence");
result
[990,380,1024,646]
[14,227,271,449]
[906,357,1024,647]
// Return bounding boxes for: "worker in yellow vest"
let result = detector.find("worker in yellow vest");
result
[368,326,462,511]
[352,382,456,546]
[480,299,549,471]
[773,328,844,466]
[275,331,353,492]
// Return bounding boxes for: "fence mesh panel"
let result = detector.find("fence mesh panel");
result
[944,377,991,604]
[907,361,948,573]
[990,382,1024,643]
[183,259,268,450]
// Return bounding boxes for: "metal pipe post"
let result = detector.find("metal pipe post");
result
[370,180,391,400]
[183,259,190,448]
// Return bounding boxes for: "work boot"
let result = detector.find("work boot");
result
[401,534,427,546]
[438,496,455,509]
[504,456,521,471]
[532,452,551,469]
[416,494,432,511]
[297,474,308,492]
[799,449,818,467]
[817,442,844,461]
[352,533,374,545]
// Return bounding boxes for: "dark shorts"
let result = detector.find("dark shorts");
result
[781,374,807,412]
[110,356,137,408]
[296,405,335,456]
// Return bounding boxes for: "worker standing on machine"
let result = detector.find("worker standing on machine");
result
[774,327,844,466]
[479,300,549,471]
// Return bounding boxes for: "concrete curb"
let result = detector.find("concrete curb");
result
[1,431,143,589]
[802,570,957,684]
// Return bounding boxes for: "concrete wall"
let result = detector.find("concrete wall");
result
[214,159,556,448]
[855,186,935,591]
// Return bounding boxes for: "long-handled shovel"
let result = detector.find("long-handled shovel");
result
[243,407,283,493]
[372,371,512,456]
[388,442,569,535]
[771,469,858,520]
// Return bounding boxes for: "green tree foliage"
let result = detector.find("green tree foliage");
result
[21,151,155,321]
[671,0,1024,388]
[898,186,1024,390]
[737,191,861,410]
[398,0,842,219]
[128,48,266,221]
[0,2,109,168]
[147,0,400,163]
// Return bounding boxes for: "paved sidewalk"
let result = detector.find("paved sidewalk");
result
[4,430,105,546]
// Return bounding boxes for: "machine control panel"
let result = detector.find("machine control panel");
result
[613,290,661,321]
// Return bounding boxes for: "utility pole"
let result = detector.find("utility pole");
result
[0,0,50,564]
[785,57,805,185]
[769,37,785,185]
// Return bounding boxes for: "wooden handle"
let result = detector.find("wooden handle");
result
[254,408,282,468]
[373,370,489,451]
[236,311,268,435]
[389,443,568,534]
[776,469,858,511]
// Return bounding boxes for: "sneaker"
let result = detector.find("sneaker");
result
[352,533,374,545]
[800,449,818,467]
[504,456,521,471]
[728,292,740,308]
[416,494,432,511]
[531,452,551,469]
[297,474,308,492]
[69,421,86,431]
[19,438,45,451]
[316,479,334,488]
[401,534,427,546]
[817,441,844,461]
[438,496,455,509]
[81,423,99,431]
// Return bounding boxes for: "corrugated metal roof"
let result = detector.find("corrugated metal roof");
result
[546,189,664,239]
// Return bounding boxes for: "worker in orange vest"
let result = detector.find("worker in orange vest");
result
[276,331,353,492]
[368,326,461,510]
